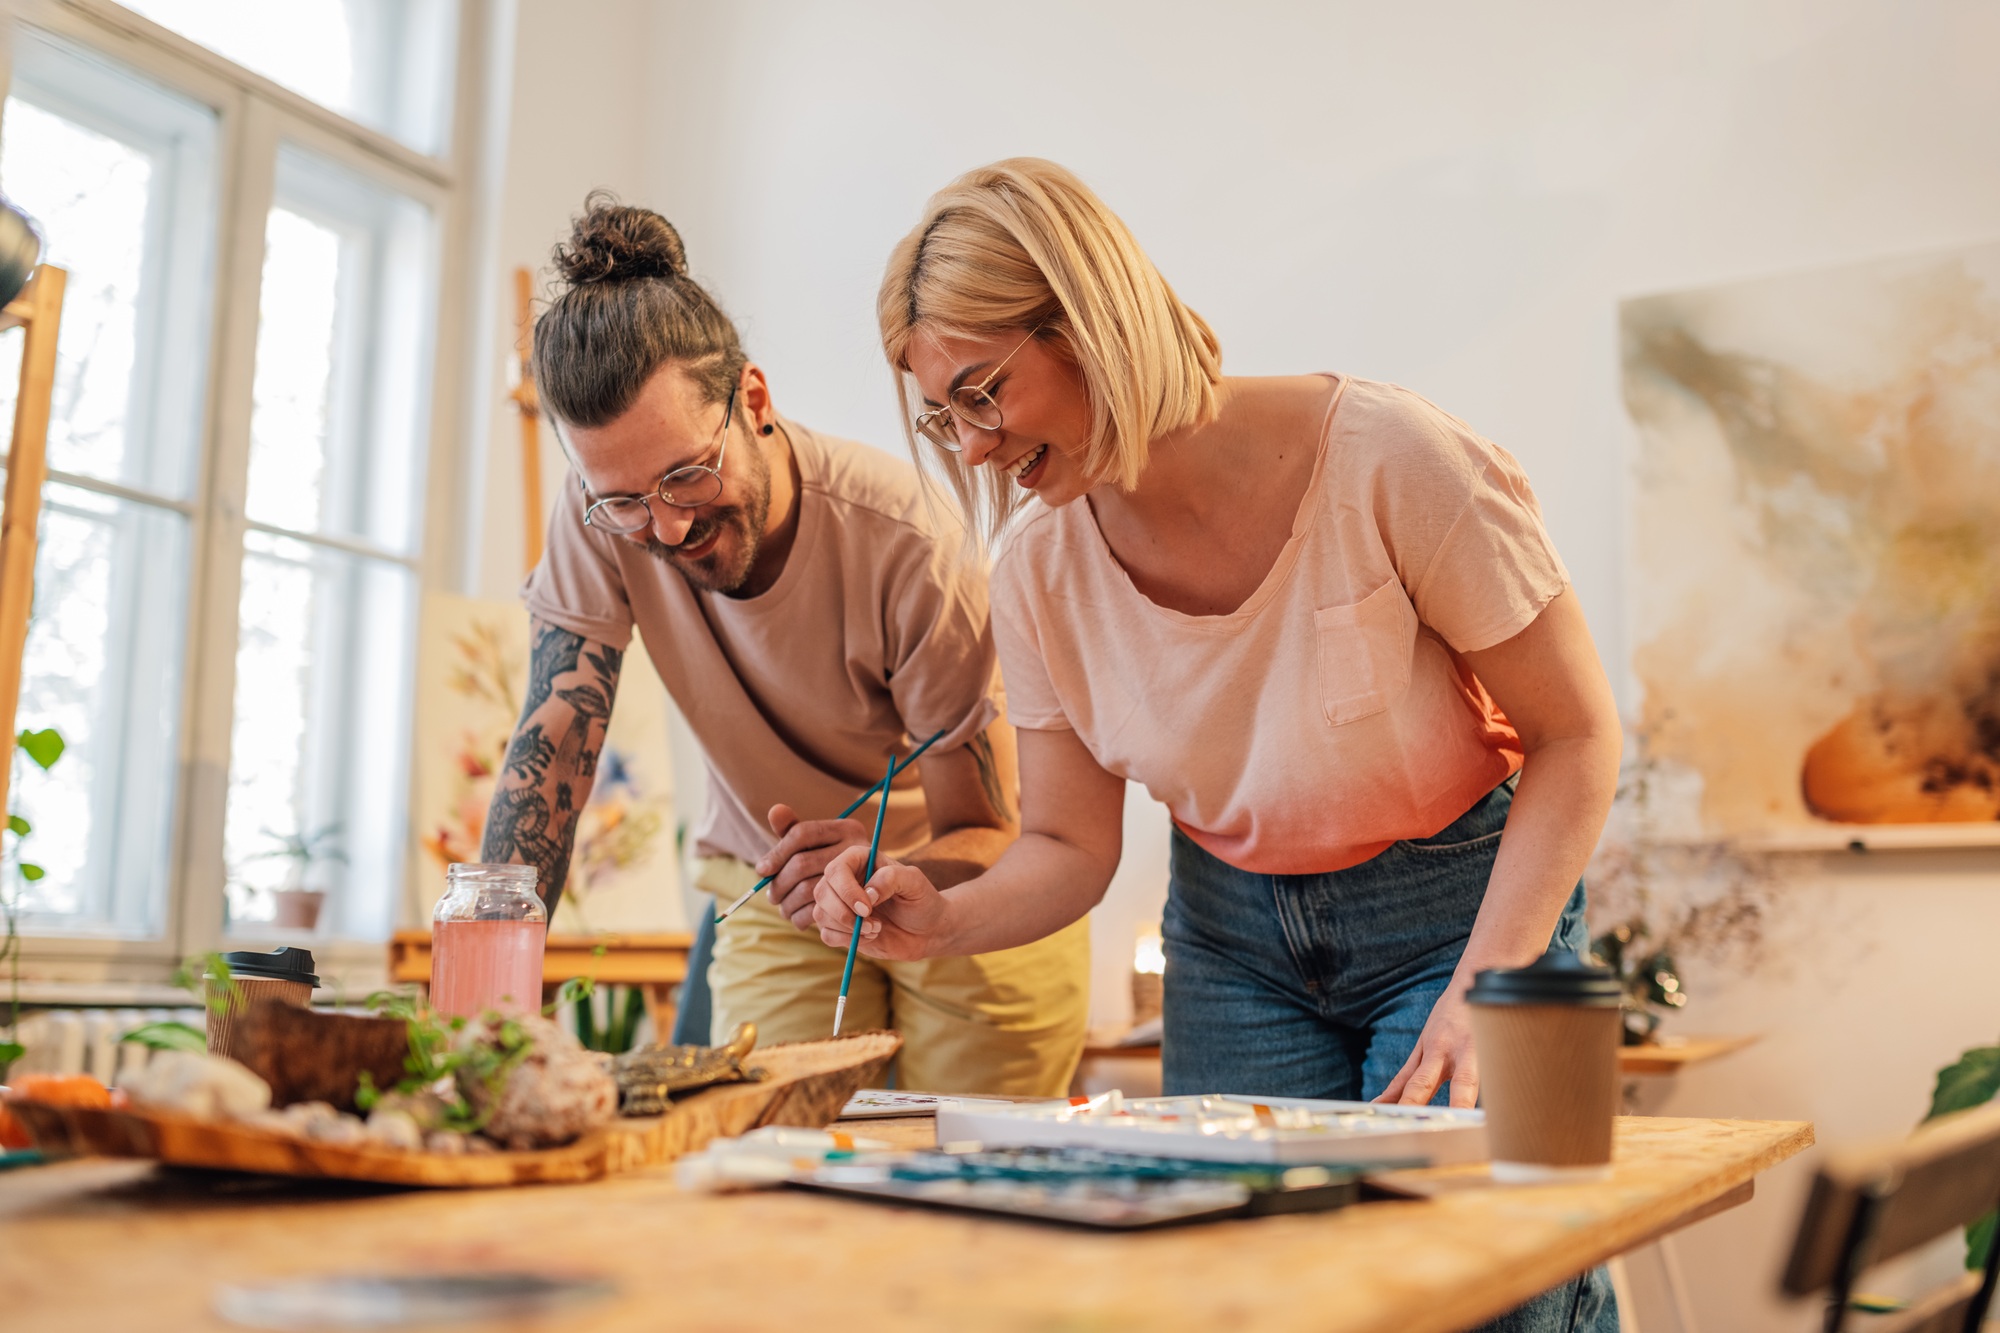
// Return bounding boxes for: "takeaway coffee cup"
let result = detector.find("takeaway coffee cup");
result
[205,947,319,1062]
[1466,948,1622,1183]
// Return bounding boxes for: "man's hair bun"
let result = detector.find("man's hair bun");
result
[554,190,688,285]
[535,191,746,428]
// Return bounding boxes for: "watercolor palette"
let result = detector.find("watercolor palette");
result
[797,1145,1362,1229]
[933,1092,1487,1167]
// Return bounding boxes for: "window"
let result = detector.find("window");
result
[0,29,215,939]
[225,150,435,938]
[0,1,476,982]
[114,0,457,155]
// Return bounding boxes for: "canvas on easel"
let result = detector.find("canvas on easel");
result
[407,594,683,933]
[405,264,682,931]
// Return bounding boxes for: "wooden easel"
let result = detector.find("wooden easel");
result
[0,265,67,821]
[509,267,544,574]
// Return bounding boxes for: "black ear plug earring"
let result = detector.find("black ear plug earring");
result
[760,423,775,436]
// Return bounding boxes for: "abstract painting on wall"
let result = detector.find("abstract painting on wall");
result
[1623,243,2000,842]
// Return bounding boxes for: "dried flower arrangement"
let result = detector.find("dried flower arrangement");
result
[1586,738,1795,1045]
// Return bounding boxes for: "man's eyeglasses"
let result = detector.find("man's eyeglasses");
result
[913,325,1042,453]
[581,387,736,533]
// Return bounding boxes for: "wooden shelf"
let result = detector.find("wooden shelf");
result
[1617,1035,1759,1075]
[386,928,694,987]
[386,929,696,1034]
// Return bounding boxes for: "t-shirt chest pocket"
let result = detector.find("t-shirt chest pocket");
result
[1312,578,1419,725]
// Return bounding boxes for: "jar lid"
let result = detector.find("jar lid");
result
[1466,949,1620,1007]
[446,863,540,886]
[220,946,320,988]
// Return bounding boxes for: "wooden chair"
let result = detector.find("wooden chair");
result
[1782,1098,2000,1333]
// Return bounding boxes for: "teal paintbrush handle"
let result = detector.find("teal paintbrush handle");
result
[834,753,898,1034]
[715,728,948,925]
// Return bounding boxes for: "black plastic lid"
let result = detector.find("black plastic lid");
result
[1465,948,1620,1008]
[220,946,320,988]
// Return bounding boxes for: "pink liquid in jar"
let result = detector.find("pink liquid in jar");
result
[430,918,546,1018]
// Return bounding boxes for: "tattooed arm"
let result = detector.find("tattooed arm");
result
[757,719,1021,930]
[479,617,624,916]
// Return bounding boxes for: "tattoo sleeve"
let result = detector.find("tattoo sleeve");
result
[966,728,1014,824]
[479,618,624,915]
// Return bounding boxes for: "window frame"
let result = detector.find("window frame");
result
[1,0,491,986]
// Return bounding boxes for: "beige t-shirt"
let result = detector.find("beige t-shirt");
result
[525,419,1001,866]
[991,375,1570,876]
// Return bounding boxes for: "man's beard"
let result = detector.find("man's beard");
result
[645,436,772,595]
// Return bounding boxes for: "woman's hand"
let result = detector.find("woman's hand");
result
[813,844,951,961]
[757,803,869,929]
[1375,975,1479,1108]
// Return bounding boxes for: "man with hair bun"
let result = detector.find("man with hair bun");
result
[476,193,1088,1095]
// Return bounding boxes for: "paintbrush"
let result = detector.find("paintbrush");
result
[712,728,947,925]
[833,753,896,1037]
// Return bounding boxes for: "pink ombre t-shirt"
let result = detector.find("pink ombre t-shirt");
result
[990,376,1571,876]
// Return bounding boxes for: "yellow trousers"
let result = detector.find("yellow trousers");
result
[699,855,1089,1098]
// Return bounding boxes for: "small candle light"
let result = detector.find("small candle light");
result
[1131,927,1165,1025]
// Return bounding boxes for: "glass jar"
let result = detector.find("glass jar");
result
[430,864,546,1019]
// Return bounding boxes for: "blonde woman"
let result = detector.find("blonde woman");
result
[818,160,1621,1331]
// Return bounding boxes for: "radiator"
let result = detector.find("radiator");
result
[3,1008,206,1085]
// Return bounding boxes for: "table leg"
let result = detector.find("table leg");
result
[644,983,679,1047]
[1617,1237,1703,1333]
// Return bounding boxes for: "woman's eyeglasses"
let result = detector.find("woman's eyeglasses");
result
[912,325,1042,453]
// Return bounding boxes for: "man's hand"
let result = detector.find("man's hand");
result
[1374,974,1479,1109]
[813,846,949,961]
[756,803,870,929]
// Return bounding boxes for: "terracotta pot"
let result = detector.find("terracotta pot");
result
[270,889,325,931]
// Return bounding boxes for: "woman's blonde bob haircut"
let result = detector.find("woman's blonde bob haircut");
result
[878,158,1223,547]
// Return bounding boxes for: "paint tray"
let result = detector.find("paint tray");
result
[795,1145,1362,1230]
[934,1092,1487,1167]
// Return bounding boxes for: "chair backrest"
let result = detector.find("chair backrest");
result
[1783,1098,2000,1333]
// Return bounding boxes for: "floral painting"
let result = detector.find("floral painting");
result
[409,594,683,931]
[1622,243,2000,840]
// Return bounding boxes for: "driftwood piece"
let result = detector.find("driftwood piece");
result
[10,1030,901,1188]
[230,1000,409,1112]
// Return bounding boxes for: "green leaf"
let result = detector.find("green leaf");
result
[7,814,28,838]
[548,975,594,1015]
[1966,1210,1995,1272]
[18,863,43,882]
[1925,1045,2000,1121]
[120,1021,206,1052]
[15,729,63,771]
[0,1040,23,1067]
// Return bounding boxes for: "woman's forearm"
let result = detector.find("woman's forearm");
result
[1459,732,1621,974]
[930,828,1116,956]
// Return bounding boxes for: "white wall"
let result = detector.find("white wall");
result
[477,2,2000,1325]
[473,0,659,601]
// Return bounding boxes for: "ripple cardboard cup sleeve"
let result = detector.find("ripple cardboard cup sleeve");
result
[206,948,319,1062]
[1466,949,1622,1184]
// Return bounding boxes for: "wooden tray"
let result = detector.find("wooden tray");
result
[9,1029,900,1188]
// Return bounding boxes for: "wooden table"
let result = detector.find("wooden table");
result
[387,930,693,1035]
[0,1115,1811,1332]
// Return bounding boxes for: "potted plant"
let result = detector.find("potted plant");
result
[247,824,346,931]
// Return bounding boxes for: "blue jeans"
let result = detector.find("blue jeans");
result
[1161,777,1617,1333]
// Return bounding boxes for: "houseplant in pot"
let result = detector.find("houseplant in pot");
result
[247,824,346,931]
